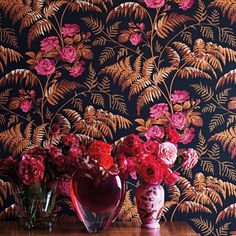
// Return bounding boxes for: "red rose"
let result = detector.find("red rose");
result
[0,156,17,175]
[26,147,48,162]
[18,155,45,185]
[143,140,159,155]
[164,170,180,185]
[62,133,78,146]
[99,155,114,170]
[166,126,180,144]
[138,157,164,184]
[116,153,128,172]
[122,134,142,154]
[49,146,65,172]
[86,141,112,159]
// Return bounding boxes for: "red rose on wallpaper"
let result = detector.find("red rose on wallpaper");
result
[143,140,159,155]
[144,0,165,8]
[60,45,77,63]
[40,36,59,52]
[20,100,32,113]
[61,24,80,36]
[169,112,186,130]
[166,126,180,144]
[69,61,85,77]
[18,155,45,185]
[35,58,55,75]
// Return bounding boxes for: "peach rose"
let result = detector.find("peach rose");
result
[158,142,177,165]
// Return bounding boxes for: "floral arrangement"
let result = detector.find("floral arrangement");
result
[116,90,200,185]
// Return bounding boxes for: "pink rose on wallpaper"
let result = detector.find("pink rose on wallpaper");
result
[138,23,145,31]
[150,103,169,118]
[181,148,198,170]
[20,100,32,113]
[179,127,195,144]
[130,33,142,46]
[61,24,80,36]
[158,142,177,165]
[144,0,164,8]
[60,45,77,63]
[35,58,55,75]
[179,0,194,10]
[40,36,59,52]
[69,61,85,77]
[171,90,190,104]
[18,155,45,185]
[169,112,186,130]
[145,125,164,142]
[30,90,36,97]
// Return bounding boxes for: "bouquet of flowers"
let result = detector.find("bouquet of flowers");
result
[116,90,200,185]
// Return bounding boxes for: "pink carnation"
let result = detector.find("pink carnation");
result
[171,90,190,104]
[20,100,32,113]
[61,24,80,37]
[130,33,142,46]
[60,45,77,63]
[179,0,194,10]
[158,142,177,165]
[144,0,165,8]
[150,103,169,118]
[179,127,195,144]
[145,126,164,142]
[40,36,59,52]
[169,112,186,130]
[181,148,198,170]
[69,61,85,77]
[35,58,55,75]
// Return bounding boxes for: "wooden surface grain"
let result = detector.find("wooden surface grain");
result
[0,221,198,236]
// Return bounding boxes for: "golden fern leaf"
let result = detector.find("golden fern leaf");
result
[28,19,52,48]
[0,89,11,106]
[216,69,236,88]
[165,47,180,68]
[162,201,177,215]
[24,122,33,142]
[178,201,211,214]
[128,78,152,99]
[227,115,236,127]
[209,126,236,159]
[112,114,132,130]
[19,11,42,33]
[156,13,192,39]
[216,223,231,236]
[84,105,96,122]
[82,16,103,35]
[80,124,105,140]
[205,188,223,207]
[109,94,128,115]
[205,176,226,199]
[216,203,236,223]
[178,67,211,79]
[33,0,44,12]
[96,121,113,139]
[209,114,225,132]
[193,173,206,192]
[137,86,161,115]
[0,46,22,72]
[191,82,214,102]
[191,217,214,236]
[209,0,236,24]
[55,114,71,134]
[221,181,236,197]
[0,69,38,86]
[141,57,156,80]
[46,81,80,105]
[0,204,17,220]
[194,0,207,22]
[99,47,115,65]
[63,109,82,125]
[173,41,192,59]
[0,27,18,48]
[12,5,31,25]
[177,176,192,191]
[32,124,47,146]
[95,110,116,131]
[153,67,176,85]
[69,0,102,13]
[166,184,180,202]
[43,0,67,18]
[106,2,147,22]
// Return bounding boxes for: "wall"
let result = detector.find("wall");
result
[0,0,236,234]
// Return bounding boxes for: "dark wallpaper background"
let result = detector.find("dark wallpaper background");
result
[0,0,236,235]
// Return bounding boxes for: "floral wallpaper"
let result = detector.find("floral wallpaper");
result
[0,0,236,235]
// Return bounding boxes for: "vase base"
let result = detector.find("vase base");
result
[141,222,160,229]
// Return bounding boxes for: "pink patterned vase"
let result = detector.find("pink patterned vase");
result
[136,183,164,229]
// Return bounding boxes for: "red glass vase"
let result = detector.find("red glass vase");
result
[70,171,126,233]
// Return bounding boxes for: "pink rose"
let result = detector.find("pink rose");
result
[35,58,55,75]
[171,90,190,104]
[61,24,80,37]
[150,103,169,118]
[181,148,198,170]
[179,0,194,10]
[145,126,164,142]
[130,33,142,46]
[30,90,36,97]
[18,155,45,185]
[60,45,77,63]
[20,100,32,113]
[158,142,177,165]
[40,36,59,52]
[169,112,186,130]
[144,0,165,8]
[69,61,85,77]
[138,23,145,31]
[179,127,195,144]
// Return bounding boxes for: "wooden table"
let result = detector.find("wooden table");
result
[0,221,198,236]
